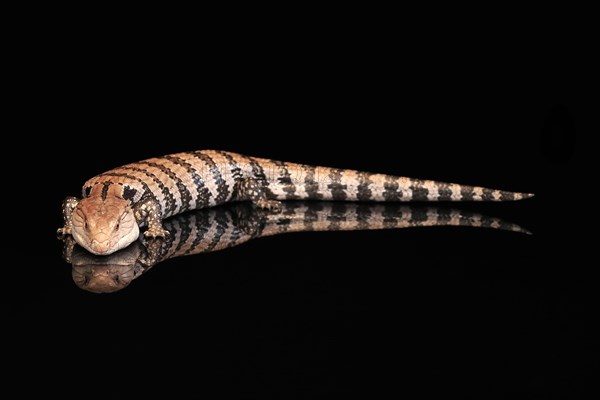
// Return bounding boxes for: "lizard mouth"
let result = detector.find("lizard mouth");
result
[72,223,140,256]
[89,239,113,255]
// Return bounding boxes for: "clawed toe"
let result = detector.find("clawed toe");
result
[144,228,170,238]
[57,227,71,238]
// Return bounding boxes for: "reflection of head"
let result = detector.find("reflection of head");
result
[71,242,143,293]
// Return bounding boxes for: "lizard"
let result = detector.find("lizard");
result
[65,202,531,293]
[57,150,533,255]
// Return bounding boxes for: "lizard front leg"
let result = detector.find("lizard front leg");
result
[57,196,79,237]
[237,178,282,212]
[134,197,170,238]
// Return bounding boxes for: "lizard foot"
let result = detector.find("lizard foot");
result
[254,199,283,213]
[57,226,72,238]
[144,226,170,238]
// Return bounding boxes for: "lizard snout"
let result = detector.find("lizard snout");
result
[89,239,113,255]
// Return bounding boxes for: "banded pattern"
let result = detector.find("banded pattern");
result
[83,151,244,218]
[67,202,530,293]
[248,156,533,203]
[82,150,533,219]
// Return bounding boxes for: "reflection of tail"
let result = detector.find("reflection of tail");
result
[65,202,531,293]
[258,203,532,237]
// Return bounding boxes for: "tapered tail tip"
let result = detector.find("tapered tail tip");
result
[518,192,535,200]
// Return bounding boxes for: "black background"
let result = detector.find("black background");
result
[6,19,595,398]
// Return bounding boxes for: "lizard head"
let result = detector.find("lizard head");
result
[71,196,139,255]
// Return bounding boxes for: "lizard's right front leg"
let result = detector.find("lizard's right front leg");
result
[57,196,79,238]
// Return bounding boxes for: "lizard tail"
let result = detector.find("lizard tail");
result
[353,174,535,202]
[263,161,534,202]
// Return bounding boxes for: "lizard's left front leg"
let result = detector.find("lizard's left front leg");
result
[134,197,170,238]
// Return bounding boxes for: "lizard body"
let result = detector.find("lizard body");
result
[58,150,533,255]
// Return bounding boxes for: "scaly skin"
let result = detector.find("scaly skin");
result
[58,150,534,255]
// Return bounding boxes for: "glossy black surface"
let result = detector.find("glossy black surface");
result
[8,35,592,397]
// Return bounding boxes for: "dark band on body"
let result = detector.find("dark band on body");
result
[239,155,267,181]
[303,165,323,200]
[213,151,244,181]
[273,160,298,199]
[383,175,402,201]
[328,169,347,200]
[499,191,515,201]
[356,172,373,201]
[460,186,475,201]
[435,182,453,201]
[119,166,177,216]
[121,184,138,201]
[137,160,194,213]
[238,155,277,199]
[190,151,230,205]
[100,172,161,214]
[481,188,495,201]
[409,180,429,201]
[164,155,212,209]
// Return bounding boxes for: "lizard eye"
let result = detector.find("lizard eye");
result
[115,222,120,231]
[84,221,89,230]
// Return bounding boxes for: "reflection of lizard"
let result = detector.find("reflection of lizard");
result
[65,202,531,293]
[58,150,533,255]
